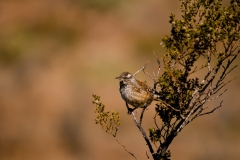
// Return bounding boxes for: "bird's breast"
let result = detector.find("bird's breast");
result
[119,84,153,108]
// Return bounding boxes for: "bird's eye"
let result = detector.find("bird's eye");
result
[126,74,131,78]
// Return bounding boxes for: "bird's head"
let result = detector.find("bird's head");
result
[115,72,133,81]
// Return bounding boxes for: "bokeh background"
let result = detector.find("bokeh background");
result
[0,0,239,160]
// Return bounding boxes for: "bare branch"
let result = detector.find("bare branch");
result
[198,101,223,117]
[143,66,155,80]
[223,65,238,79]
[213,76,238,94]
[153,51,161,79]
[159,100,181,112]
[189,64,207,75]
[114,137,139,160]
[214,55,238,90]
[133,55,161,84]
[154,113,160,130]
[140,107,146,126]
[131,112,156,159]
[146,152,150,160]
[190,107,204,122]
[189,88,227,122]
[200,62,222,93]
[133,64,147,77]
[207,49,211,72]
[207,89,227,103]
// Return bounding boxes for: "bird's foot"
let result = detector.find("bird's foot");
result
[127,108,136,114]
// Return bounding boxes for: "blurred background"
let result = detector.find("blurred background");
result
[0,0,239,160]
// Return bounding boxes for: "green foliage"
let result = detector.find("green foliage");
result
[156,103,176,124]
[92,94,120,137]
[149,127,161,143]
[158,0,240,124]
[153,0,240,158]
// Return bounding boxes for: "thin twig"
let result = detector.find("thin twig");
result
[146,152,150,160]
[153,51,161,79]
[142,64,155,80]
[213,75,238,94]
[154,113,160,130]
[189,64,207,75]
[207,49,211,72]
[198,101,224,117]
[140,107,146,126]
[159,100,181,112]
[114,137,139,160]
[133,64,147,77]
[223,65,238,80]
[209,88,227,101]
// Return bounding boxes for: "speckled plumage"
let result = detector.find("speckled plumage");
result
[116,72,159,112]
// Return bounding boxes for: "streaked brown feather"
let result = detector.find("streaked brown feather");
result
[116,72,158,109]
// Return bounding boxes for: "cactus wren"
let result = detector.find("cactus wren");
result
[116,72,159,114]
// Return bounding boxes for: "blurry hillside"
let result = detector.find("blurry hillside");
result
[0,0,239,160]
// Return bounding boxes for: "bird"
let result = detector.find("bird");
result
[116,72,160,114]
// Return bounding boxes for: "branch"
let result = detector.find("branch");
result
[214,55,238,90]
[189,63,207,75]
[189,88,227,122]
[131,112,156,159]
[153,51,161,80]
[133,64,147,77]
[159,100,181,112]
[153,113,160,130]
[142,63,155,80]
[198,101,223,117]
[140,107,147,126]
[146,152,150,160]
[213,75,238,94]
[207,49,211,70]
[137,52,161,85]
[114,137,139,160]
[223,65,238,80]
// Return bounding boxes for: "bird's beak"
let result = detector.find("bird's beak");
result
[115,76,120,79]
